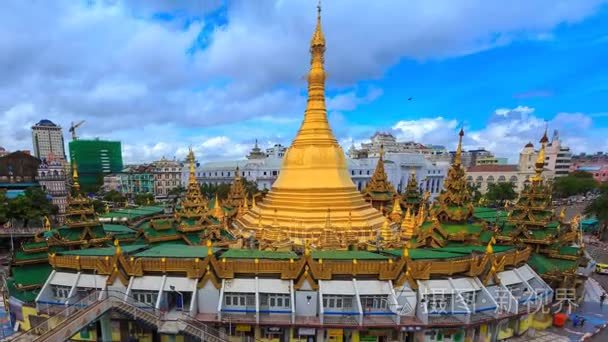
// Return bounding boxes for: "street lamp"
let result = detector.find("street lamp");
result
[169,285,184,311]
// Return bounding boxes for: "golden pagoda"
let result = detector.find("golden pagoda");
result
[176,149,208,222]
[40,159,109,246]
[400,206,418,240]
[402,168,422,213]
[235,4,384,244]
[432,129,474,223]
[389,195,403,222]
[506,130,553,231]
[363,145,396,211]
[224,166,247,210]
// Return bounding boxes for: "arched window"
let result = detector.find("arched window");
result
[487,176,495,184]
[476,176,483,182]
[497,175,506,183]
[509,176,518,184]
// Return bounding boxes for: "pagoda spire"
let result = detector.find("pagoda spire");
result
[71,159,80,194]
[363,145,396,209]
[291,0,334,147]
[454,127,464,166]
[176,148,208,223]
[433,129,473,223]
[531,128,548,183]
[225,165,247,210]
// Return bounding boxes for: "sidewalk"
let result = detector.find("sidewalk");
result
[507,278,608,342]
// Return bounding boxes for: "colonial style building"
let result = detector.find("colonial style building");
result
[152,157,182,198]
[348,132,449,162]
[466,141,554,194]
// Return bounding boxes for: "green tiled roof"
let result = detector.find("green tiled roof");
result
[14,251,48,262]
[12,264,52,287]
[442,223,483,234]
[22,241,48,250]
[311,250,388,260]
[528,253,577,274]
[557,246,580,256]
[221,249,298,260]
[6,279,39,302]
[103,224,135,234]
[384,245,514,260]
[100,205,165,219]
[134,245,214,258]
[58,244,148,256]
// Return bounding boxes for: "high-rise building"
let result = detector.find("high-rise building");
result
[544,130,572,177]
[31,119,66,161]
[69,139,123,190]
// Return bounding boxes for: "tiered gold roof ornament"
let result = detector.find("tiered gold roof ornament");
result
[432,128,474,223]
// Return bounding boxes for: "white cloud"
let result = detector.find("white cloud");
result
[392,117,459,142]
[0,0,606,161]
[391,107,608,163]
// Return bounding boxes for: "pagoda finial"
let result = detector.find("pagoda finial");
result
[114,239,122,256]
[454,128,464,166]
[212,194,223,219]
[486,236,496,254]
[71,158,80,193]
[532,127,548,182]
[188,148,197,185]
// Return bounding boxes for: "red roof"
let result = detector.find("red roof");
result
[467,165,518,172]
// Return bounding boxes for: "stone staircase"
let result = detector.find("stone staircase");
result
[10,291,228,342]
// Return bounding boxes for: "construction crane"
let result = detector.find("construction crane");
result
[69,120,85,140]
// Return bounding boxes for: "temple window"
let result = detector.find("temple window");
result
[360,295,388,311]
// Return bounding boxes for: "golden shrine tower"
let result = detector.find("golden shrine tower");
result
[235,4,384,244]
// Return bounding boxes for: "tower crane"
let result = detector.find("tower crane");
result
[69,120,85,140]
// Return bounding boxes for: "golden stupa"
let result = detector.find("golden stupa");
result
[235,4,384,244]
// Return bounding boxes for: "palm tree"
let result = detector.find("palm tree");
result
[584,190,608,240]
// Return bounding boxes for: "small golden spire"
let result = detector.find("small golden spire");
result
[251,195,257,209]
[114,239,122,256]
[207,239,213,256]
[531,127,548,182]
[402,243,409,259]
[454,128,464,166]
[43,216,51,231]
[212,194,223,219]
[71,159,80,193]
[188,148,197,185]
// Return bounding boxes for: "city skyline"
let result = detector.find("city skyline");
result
[1,0,607,164]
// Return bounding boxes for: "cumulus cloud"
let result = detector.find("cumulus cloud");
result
[391,107,608,163]
[0,0,606,162]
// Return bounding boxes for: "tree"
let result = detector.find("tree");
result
[485,182,517,207]
[134,193,155,206]
[103,190,126,204]
[553,171,597,198]
[91,199,106,214]
[7,187,58,227]
[168,186,185,197]
[585,186,608,240]
[467,183,482,205]
[0,190,8,225]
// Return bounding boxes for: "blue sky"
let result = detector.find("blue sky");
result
[0,0,607,163]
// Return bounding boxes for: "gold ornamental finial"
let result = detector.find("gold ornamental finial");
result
[212,194,223,219]
[486,236,496,254]
[114,239,122,256]
[454,128,464,166]
[532,127,548,182]
[188,148,197,185]
[71,158,80,193]
[291,0,332,147]
[43,216,51,231]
